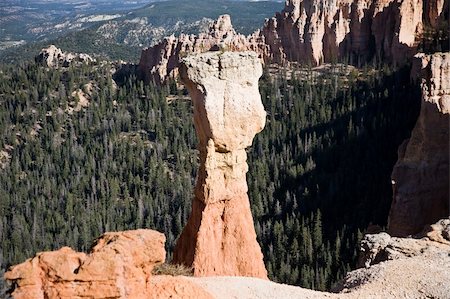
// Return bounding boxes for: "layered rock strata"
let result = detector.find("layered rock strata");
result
[138,0,449,83]
[263,0,424,65]
[172,51,267,278]
[388,52,450,236]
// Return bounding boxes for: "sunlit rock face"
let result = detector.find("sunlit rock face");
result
[4,230,166,299]
[138,0,449,83]
[173,51,268,279]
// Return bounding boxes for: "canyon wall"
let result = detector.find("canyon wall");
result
[388,52,450,236]
[172,51,268,278]
[262,0,423,65]
[138,0,449,83]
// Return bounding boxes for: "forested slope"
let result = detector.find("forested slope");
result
[0,60,419,292]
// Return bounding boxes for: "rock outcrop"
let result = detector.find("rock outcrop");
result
[5,230,167,298]
[172,51,267,278]
[138,0,449,83]
[388,52,450,236]
[262,0,423,65]
[334,220,450,298]
[191,220,450,298]
[6,222,450,298]
[138,15,265,83]
[36,45,94,68]
[359,219,450,268]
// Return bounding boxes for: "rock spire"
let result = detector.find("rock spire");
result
[138,0,449,83]
[173,51,268,278]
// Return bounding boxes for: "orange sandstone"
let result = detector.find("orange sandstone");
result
[173,51,268,278]
[5,230,166,299]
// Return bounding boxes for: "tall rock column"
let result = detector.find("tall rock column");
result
[388,52,450,236]
[173,51,268,278]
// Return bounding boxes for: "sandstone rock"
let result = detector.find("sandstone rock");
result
[5,229,166,299]
[173,51,267,278]
[262,0,427,66]
[388,52,450,236]
[149,275,213,299]
[138,1,449,83]
[334,224,450,298]
[360,219,450,269]
[357,231,448,268]
[35,45,65,67]
[138,15,265,83]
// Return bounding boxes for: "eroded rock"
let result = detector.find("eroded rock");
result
[173,51,267,278]
[388,52,450,236]
[138,15,265,83]
[36,45,94,68]
[138,1,449,83]
[5,229,166,299]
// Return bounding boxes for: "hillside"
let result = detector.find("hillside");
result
[0,0,448,296]
[0,46,421,293]
[0,0,283,63]
[0,0,151,51]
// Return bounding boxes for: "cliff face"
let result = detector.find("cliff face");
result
[138,0,449,83]
[388,52,450,236]
[260,0,448,65]
[173,51,267,278]
[262,0,423,65]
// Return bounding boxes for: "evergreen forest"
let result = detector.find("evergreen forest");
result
[0,58,420,293]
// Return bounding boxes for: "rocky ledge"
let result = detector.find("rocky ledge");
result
[5,219,450,298]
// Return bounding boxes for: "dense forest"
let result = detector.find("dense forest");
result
[0,58,420,293]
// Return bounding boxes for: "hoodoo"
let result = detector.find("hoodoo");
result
[173,51,268,278]
[138,0,449,83]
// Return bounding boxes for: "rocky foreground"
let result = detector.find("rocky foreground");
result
[4,219,450,298]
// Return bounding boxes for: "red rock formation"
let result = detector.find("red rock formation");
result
[5,230,166,298]
[388,52,450,236]
[173,51,268,278]
[138,0,449,83]
[261,0,428,65]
